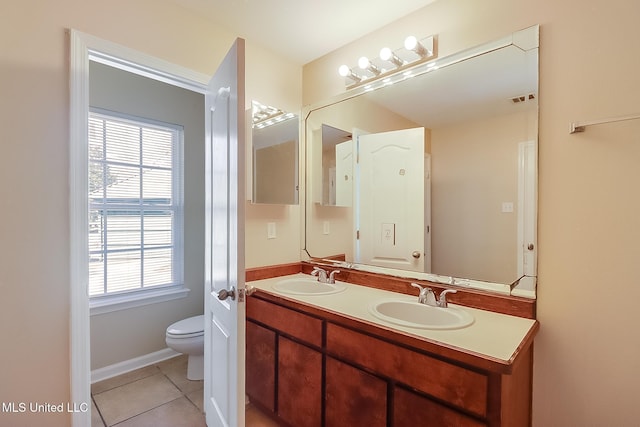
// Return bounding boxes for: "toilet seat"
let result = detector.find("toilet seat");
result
[166,315,204,339]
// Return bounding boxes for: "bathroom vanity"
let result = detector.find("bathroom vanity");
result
[245,269,538,427]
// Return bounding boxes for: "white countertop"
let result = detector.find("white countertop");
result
[249,273,537,363]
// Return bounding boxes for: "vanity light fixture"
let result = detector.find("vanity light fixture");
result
[337,34,437,90]
[252,100,295,129]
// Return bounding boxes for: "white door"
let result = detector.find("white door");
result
[358,127,427,272]
[204,38,246,427]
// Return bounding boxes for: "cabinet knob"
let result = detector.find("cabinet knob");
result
[412,251,421,259]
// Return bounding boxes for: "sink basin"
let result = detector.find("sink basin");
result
[368,299,474,330]
[272,277,347,295]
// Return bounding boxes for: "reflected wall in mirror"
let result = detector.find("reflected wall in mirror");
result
[304,26,539,296]
[251,100,299,205]
[320,124,352,207]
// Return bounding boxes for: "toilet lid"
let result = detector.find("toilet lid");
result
[167,315,204,337]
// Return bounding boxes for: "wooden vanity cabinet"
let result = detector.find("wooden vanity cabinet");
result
[246,294,534,427]
[246,296,323,427]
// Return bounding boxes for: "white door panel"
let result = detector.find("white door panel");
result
[358,127,427,272]
[204,38,246,427]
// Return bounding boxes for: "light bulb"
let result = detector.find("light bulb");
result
[404,35,428,57]
[338,64,351,77]
[404,36,418,51]
[379,47,393,61]
[379,47,404,68]
[358,56,370,70]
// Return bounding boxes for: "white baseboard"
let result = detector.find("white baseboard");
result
[91,347,181,384]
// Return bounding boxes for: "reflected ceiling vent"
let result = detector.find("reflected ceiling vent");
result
[511,93,536,104]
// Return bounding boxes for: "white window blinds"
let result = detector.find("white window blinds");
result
[88,110,184,298]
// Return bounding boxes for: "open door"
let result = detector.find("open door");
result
[204,38,246,427]
[357,127,428,272]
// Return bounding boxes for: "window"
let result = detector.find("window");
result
[88,109,184,306]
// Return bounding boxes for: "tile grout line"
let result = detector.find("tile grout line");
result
[91,394,108,427]
[110,396,186,427]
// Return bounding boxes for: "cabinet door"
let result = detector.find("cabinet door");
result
[325,357,387,427]
[278,336,322,427]
[246,321,276,412]
[393,386,487,427]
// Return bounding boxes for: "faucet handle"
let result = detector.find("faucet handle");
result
[437,289,457,308]
[328,270,341,284]
[410,282,425,293]
[311,267,328,282]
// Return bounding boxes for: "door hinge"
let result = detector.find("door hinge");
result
[356,230,360,239]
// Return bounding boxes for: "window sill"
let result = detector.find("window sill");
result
[90,286,190,316]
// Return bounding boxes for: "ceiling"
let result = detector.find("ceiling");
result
[170,0,438,65]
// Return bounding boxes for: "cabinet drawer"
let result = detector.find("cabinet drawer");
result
[326,323,488,418]
[247,297,323,347]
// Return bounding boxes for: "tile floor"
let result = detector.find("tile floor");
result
[91,355,280,427]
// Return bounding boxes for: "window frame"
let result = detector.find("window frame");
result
[88,108,187,315]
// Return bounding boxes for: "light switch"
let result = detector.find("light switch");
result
[267,222,277,239]
[381,223,396,246]
[502,202,514,213]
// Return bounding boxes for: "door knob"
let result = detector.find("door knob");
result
[217,287,236,301]
[412,251,421,259]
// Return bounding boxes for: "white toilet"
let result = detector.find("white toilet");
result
[165,315,205,380]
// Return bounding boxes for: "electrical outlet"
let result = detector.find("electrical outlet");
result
[323,221,330,235]
[267,222,276,239]
[502,202,514,213]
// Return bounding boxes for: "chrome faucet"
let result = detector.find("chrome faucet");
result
[410,283,437,306]
[410,283,457,307]
[311,267,328,282]
[311,267,341,284]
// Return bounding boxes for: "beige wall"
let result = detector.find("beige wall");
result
[0,1,301,425]
[303,0,640,425]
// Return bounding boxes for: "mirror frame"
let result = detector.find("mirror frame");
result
[301,25,539,298]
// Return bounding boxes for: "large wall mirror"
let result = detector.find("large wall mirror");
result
[250,100,299,205]
[304,25,539,297]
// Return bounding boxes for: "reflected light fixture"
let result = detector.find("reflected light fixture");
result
[358,56,381,75]
[252,100,295,129]
[379,47,405,67]
[404,35,431,58]
[338,64,363,83]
